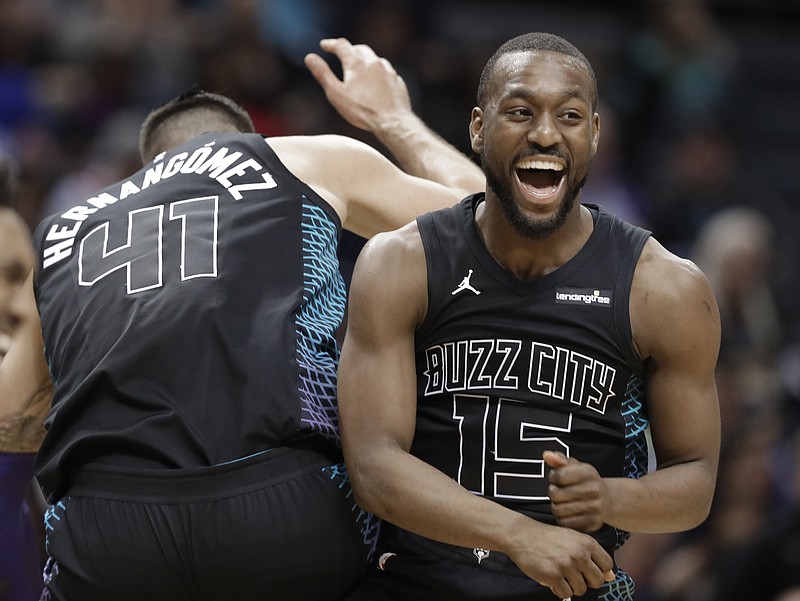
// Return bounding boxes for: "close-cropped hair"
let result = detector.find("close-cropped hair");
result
[477,32,598,110]
[138,89,256,162]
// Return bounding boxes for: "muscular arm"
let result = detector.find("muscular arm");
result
[304,38,484,196]
[338,226,614,599]
[269,134,467,238]
[0,272,53,452]
[547,239,721,534]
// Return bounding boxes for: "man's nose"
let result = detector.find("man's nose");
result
[527,113,561,148]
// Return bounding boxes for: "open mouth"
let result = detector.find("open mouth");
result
[515,158,565,200]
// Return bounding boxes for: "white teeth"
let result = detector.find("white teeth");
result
[517,159,563,171]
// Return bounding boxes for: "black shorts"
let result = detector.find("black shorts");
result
[346,526,635,601]
[40,440,377,601]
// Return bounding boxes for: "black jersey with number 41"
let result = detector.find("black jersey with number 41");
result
[32,133,346,501]
[413,193,652,553]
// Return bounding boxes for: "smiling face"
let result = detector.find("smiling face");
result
[470,49,600,240]
[0,209,35,362]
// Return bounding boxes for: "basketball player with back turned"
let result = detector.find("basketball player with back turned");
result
[0,39,483,601]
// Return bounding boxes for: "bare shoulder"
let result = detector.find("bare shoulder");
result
[350,221,429,327]
[355,220,426,289]
[634,238,711,299]
[631,238,721,361]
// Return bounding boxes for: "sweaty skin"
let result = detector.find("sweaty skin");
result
[338,47,720,600]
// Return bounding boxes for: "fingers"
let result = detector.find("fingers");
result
[568,556,615,594]
[305,38,385,92]
[548,480,605,532]
[548,479,597,505]
[304,38,353,90]
[317,37,379,63]
[549,504,592,531]
[547,453,599,488]
[303,53,337,90]
[593,546,615,579]
[527,530,615,598]
[319,37,351,54]
[564,573,589,598]
[538,574,580,600]
[379,57,398,76]
[543,449,569,468]
[549,562,615,599]
[550,577,576,600]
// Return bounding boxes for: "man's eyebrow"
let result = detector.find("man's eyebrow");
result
[503,86,590,105]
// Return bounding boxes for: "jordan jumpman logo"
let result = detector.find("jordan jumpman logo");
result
[452,269,481,295]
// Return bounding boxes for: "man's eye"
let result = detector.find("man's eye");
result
[508,108,531,118]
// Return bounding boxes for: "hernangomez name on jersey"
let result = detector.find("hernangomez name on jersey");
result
[32,132,346,501]
[413,193,651,553]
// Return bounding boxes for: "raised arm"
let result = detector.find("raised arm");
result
[270,134,467,238]
[546,238,721,534]
[338,225,614,599]
[304,37,484,197]
[0,271,53,453]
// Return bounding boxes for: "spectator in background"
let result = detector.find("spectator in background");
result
[692,207,783,416]
[704,426,800,601]
[0,163,35,360]
[604,0,744,255]
[646,122,740,257]
[605,0,742,176]
[580,101,650,228]
[1,160,45,601]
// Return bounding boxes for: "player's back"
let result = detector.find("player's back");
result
[33,132,345,500]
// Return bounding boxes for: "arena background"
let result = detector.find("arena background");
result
[1,1,799,599]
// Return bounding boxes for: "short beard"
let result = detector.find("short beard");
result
[483,153,587,241]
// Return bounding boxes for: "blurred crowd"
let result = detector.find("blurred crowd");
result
[1,0,799,599]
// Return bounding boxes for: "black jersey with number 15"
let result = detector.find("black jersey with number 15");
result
[413,193,652,553]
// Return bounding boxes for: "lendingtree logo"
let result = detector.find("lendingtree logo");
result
[555,287,612,306]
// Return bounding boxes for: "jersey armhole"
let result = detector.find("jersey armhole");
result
[614,228,651,378]
[259,136,343,236]
[415,212,442,339]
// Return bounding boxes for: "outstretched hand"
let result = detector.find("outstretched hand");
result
[544,450,608,533]
[304,37,412,133]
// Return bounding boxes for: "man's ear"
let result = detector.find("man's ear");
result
[469,107,484,154]
[591,112,600,157]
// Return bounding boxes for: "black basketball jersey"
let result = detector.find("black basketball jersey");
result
[413,193,651,552]
[32,132,346,500]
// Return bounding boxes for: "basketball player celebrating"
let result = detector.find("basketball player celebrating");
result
[338,32,721,601]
